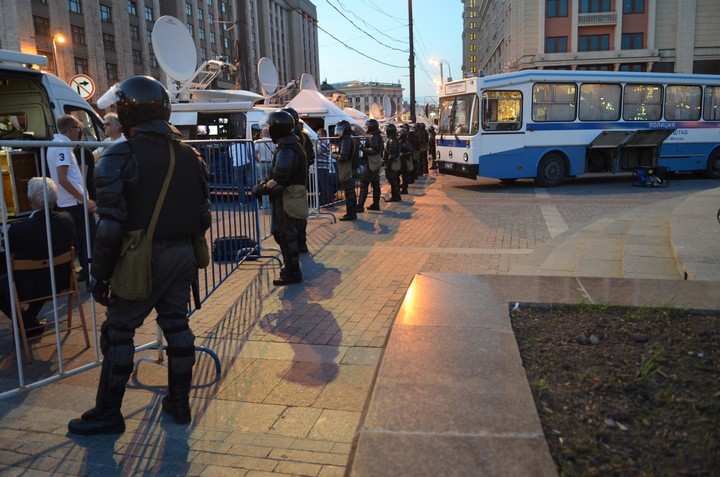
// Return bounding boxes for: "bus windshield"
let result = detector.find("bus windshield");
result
[438,93,479,135]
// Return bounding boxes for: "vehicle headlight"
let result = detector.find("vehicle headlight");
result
[463,152,469,162]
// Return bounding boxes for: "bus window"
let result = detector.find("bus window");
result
[532,83,576,122]
[579,83,621,121]
[438,97,454,134]
[665,85,701,121]
[453,94,479,135]
[482,90,522,131]
[623,84,662,121]
[702,86,720,120]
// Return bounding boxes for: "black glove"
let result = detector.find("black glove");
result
[90,279,113,307]
[252,181,267,199]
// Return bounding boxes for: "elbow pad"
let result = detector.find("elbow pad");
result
[91,217,124,281]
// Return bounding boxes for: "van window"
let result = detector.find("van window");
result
[65,106,104,141]
[0,113,28,137]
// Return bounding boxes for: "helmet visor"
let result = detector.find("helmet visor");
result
[97,83,121,109]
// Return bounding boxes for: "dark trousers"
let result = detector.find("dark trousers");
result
[341,179,357,216]
[359,167,381,207]
[271,196,300,273]
[386,168,401,200]
[58,203,96,282]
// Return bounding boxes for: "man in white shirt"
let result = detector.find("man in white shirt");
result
[253,128,275,208]
[47,114,97,283]
[93,112,126,158]
[229,135,254,203]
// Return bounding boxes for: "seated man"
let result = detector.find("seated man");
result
[0,178,75,338]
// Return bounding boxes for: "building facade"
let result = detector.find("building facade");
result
[0,0,319,105]
[462,0,720,77]
[320,80,404,117]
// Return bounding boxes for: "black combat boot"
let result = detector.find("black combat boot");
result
[68,360,127,435]
[162,359,193,424]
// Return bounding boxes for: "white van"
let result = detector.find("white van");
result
[0,50,104,216]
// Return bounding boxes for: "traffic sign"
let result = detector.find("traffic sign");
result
[68,74,95,100]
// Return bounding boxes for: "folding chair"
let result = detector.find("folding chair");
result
[9,247,90,363]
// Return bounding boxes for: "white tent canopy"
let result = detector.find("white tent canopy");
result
[285,74,364,134]
[343,107,369,123]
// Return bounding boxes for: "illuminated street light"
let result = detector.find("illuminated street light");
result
[52,33,66,77]
[431,58,453,86]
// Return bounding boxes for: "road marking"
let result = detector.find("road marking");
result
[540,205,569,238]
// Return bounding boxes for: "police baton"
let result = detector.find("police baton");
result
[191,276,201,309]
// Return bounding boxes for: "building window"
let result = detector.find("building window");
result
[623,0,644,13]
[106,62,118,83]
[150,53,158,68]
[128,0,137,16]
[130,24,139,40]
[100,4,112,22]
[74,56,89,75]
[470,44,476,52]
[221,2,227,13]
[71,25,86,45]
[185,3,192,16]
[33,15,51,38]
[147,30,152,42]
[188,24,194,37]
[621,33,643,50]
[623,84,662,121]
[579,34,610,51]
[145,6,154,22]
[102,33,115,51]
[468,11,477,18]
[132,49,142,65]
[210,32,216,44]
[208,12,213,23]
[198,8,204,20]
[532,83,577,122]
[545,36,567,53]
[469,21,477,29]
[223,37,229,48]
[619,63,644,72]
[703,87,720,121]
[580,0,611,13]
[200,47,207,61]
[665,85,701,121]
[470,33,476,41]
[69,0,82,14]
[547,0,568,17]
[199,27,205,40]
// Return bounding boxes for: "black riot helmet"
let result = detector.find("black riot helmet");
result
[266,110,295,141]
[335,120,351,137]
[398,128,408,140]
[96,76,171,132]
[282,107,299,124]
[365,119,380,133]
[384,123,397,138]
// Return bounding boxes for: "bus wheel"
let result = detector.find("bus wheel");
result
[536,153,566,187]
[706,149,720,179]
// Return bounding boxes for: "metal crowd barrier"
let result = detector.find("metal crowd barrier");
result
[0,138,270,398]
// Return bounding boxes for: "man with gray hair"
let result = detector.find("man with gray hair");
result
[0,178,75,337]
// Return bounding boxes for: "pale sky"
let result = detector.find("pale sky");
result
[313,0,464,104]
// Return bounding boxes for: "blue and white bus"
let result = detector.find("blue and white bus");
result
[435,70,720,186]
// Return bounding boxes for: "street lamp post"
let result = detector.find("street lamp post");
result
[432,58,452,85]
[52,33,66,77]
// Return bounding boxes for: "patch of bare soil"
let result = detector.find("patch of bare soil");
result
[510,305,720,477]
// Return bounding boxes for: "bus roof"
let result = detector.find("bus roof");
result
[443,69,720,94]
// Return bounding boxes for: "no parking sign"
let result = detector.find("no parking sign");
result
[68,74,96,100]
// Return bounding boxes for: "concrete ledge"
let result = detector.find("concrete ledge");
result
[347,274,720,476]
[671,187,720,281]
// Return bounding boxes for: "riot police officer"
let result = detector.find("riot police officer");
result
[68,76,211,435]
[398,128,414,194]
[358,119,383,212]
[253,110,306,285]
[283,107,314,253]
[384,124,402,202]
[333,120,359,221]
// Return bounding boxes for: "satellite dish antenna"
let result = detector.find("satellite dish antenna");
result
[370,103,382,119]
[257,57,278,96]
[300,73,318,92]
[152,16,197,82]
[382,95,393,116]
